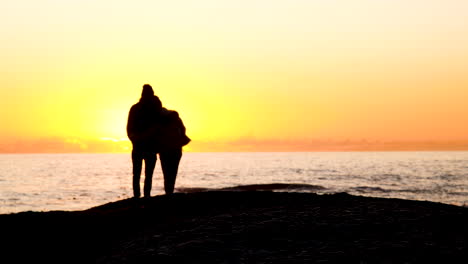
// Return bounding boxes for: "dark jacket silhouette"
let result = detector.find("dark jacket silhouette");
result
[127,95,162,151]
[155,108,191,151]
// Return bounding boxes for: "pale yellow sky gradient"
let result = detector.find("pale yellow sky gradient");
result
[1,0,468,152]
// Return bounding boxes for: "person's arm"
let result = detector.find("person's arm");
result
[177,115,190,146]
[127,106,137,142]
[177,115,186,135]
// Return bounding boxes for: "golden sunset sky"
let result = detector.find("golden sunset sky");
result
[1,0,467,152]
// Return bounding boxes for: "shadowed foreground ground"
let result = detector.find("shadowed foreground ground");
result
[1,191,468,263]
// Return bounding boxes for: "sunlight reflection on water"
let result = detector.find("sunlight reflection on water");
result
[1,151,467,213]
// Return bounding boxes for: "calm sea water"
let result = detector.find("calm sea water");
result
[1,152,467,214]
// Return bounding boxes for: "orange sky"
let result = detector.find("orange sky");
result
[1,1,468,152]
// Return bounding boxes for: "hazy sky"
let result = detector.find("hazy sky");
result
[1,0,468,152]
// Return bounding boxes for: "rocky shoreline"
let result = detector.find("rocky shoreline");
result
[1,191,468,263]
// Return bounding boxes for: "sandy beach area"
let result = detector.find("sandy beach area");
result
[1,189,468,263]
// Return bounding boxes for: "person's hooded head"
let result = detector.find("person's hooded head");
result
[140,84,163,113]
[141,84,154,99]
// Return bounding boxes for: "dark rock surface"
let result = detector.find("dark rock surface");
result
[1,191,468,263]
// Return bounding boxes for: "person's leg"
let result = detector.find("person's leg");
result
[160,149,182,195]
[132,150,143,198]
[143,152,157,198]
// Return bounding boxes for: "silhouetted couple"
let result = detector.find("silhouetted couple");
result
[127,84,190,198]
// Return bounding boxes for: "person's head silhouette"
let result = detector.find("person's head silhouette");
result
[142,84,154,99]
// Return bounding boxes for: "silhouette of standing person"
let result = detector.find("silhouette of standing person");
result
[156,107,190,194]
[127,84,162,198]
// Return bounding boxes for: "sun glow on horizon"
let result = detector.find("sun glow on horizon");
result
[1,1,468,152]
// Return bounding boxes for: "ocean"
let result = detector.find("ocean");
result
[1,152,467,214]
